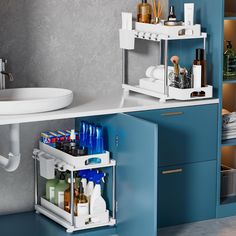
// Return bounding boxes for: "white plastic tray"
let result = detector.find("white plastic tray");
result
[39,142,110,170]
[38,197,115,232]
[135,22,202,38]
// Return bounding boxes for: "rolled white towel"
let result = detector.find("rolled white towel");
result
[146,65,174,80]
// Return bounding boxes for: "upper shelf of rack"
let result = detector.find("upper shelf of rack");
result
[120,23,207,49]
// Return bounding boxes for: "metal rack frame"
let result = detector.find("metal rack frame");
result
[33,150,116,233]
[122,31,207,102]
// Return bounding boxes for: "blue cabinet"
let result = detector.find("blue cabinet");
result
[159,160,217,227]
[75,114,158,236]
[130,104,218,167]
[130,104,218,227]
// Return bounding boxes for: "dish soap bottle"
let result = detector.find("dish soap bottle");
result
[137,0,152,24]
[77,182,89,219]
[46,173,59,203]
[54,173,69,209]
[224,41,236,78]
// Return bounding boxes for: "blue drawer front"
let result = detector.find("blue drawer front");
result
[158,160,217,227]
[130,104,218,166]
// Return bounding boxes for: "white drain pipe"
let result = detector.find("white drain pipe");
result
[0,124,21,172]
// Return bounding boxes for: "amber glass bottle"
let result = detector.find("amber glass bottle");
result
[64,178,78,215]
[137,0,152,24]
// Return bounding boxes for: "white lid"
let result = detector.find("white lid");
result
[70,129,76,140]
[68,178,75,183]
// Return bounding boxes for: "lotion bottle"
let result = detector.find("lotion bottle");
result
[193,48,207,87]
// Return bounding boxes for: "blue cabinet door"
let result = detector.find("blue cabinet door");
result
[76,114,158,236]
[130,104,218,166]
[158,160,217,227]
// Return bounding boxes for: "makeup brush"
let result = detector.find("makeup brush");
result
[170,55,180,76]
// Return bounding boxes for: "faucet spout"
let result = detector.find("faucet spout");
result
[0,59,14,90]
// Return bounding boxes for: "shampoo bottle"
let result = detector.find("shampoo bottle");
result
[90,173,106,223]
[54,173,69,209]
[46,173,59,203]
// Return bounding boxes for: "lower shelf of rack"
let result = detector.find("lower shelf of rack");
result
[0,212,117,236]
[122,84,213,101]
[36,198,116,233]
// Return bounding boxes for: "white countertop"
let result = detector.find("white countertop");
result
[0,90,219,125]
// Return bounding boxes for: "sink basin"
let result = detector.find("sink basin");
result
[0,88,73,115]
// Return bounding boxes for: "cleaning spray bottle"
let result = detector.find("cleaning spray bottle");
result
[90,172,107,223]
[78,170,89,196]
[86,170,97,201]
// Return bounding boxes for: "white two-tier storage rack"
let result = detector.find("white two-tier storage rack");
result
[119,19,213,102]
[33,142,116,233]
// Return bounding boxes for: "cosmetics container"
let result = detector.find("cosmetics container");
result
[137,0,152,24]
[168,6,177,22]
[193,49,207,87]
[184,3,194,26]
[193,65,202,88]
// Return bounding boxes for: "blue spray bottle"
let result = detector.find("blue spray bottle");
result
[78,170,90,196]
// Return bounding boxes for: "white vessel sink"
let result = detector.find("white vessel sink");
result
[0,88,73,115]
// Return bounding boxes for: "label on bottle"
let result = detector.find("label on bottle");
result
[58,192,64,209]
[168,17,177,21]
[77,202,89,216]
[49,187,55,203]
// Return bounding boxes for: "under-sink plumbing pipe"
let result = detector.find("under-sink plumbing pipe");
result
[0,124,21,172]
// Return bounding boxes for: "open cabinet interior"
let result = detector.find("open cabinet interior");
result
[221,18,236,205]
[75,114,158,236]
[34,113,158,236]
[225,0,236,17]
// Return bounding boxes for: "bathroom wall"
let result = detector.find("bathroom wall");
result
[0,0,168,214]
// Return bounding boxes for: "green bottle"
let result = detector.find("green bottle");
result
[46,178,59,203]
[224,40,236,78]
[54,173,69,209]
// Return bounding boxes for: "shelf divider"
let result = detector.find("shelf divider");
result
[222,138,236,147]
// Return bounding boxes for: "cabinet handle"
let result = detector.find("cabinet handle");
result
[161,112,184,117]
[162,169,183,175]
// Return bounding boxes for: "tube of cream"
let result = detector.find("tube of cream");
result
[184,3,194,26]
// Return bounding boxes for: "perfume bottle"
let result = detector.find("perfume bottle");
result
[224,40,236,78]
[137,0,152,24]
[193,49,207,87]
[168,6,177,22]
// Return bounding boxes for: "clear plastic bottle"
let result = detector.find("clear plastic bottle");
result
[224,41,236,78]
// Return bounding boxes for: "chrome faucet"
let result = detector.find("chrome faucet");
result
[0,59,14,90]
